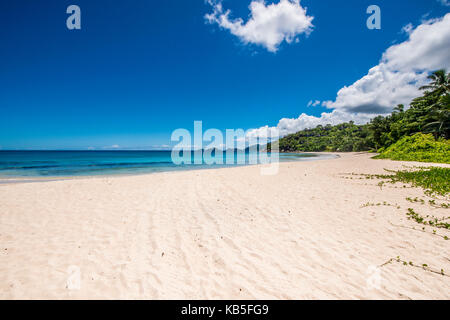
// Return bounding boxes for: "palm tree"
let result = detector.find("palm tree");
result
[415,70,450,138]
[419,69,449,97]
[423,94,450,139]
[393,104,404,113]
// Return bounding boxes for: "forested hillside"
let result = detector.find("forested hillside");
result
[276,122,373,152]
[270,69,449,160]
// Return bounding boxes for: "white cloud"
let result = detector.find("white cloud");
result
[438,0,450,6]
[307,100,321,107]
[324,13,450,114]
[205,0,314,52]
[401,23,413,34]
[322,65,429,114]
[246,110,373,139]
[383,16,450,72]
[102,144,120,150]
[247,13,450,137]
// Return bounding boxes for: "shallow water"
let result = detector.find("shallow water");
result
[0,150,335,177]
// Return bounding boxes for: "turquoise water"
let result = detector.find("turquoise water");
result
[0,150,333,177]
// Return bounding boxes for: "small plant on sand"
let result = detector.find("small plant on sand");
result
[352,167,449,197]
[371,167,450,197]
[392,167,450,196]
[406,197,425,204]
[351,168,450,239]
[427,199,450,208]
[406,208,450,230]
[360,202,400,209]
[407,197,450,208]
[388,221,449,240]
[380,256,448,277]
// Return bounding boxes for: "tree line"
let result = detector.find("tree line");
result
[272,70,449,153]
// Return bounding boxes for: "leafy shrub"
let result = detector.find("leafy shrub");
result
[373,133,450,164]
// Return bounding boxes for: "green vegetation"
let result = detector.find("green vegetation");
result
[373,133,450,163]
[380,256,447,277]
[367,167,450,196]
[360,201,400,209]
[270,69,450,163]
[406,208,450,230]
[355,167,450,241]
[276,122,373,152]
[387,167,450,197]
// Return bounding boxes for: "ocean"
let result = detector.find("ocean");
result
[0,150,335,178]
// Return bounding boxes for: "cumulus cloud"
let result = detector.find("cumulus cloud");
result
[246,110,374,139]
[247,13,450,138]
[383,16,450,72]
[324,13,450,114]
[322,65,429,114]
[205,0,314,52]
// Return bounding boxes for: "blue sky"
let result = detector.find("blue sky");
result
[0,0,449,149]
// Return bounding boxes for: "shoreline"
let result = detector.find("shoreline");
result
[1,153,449,299]
[0,152,339,184]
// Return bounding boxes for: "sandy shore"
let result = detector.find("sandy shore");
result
[0,153,449,299]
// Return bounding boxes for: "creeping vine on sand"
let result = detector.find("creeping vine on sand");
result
[353,167,450,239]
[380,256,448,277]
[342,167,450,197]
[407,197,450,208]
[388,221,449,240]
[406,208,450,230]
[360,201,400,209]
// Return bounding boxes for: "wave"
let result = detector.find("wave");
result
[0,161,175,171]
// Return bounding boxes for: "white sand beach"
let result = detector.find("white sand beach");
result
[0,153,449,299]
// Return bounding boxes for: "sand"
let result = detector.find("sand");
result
[0,153,449,299]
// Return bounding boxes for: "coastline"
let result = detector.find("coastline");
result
[0,152,338,184]
[0,153,449,299]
